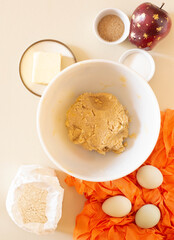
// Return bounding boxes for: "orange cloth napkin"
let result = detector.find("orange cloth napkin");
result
[65,109,174,240]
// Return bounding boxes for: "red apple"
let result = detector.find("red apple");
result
[129,2,172,50]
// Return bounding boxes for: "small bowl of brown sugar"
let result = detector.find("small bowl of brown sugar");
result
[94,8,130,45]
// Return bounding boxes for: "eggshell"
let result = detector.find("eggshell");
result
[135,204,161,229]
[102,195,132,217]
[136,165,163,189]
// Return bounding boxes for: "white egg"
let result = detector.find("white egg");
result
[135,204,161,228]
[136,165,163,189]
[102,195,132,217]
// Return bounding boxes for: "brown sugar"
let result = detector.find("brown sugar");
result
[98,15,124,42]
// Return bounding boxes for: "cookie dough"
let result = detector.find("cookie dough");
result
[66,93,129,154]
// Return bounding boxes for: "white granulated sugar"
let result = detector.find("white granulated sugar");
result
[123,52,151,80]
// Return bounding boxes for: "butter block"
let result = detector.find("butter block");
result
[32,52,61,85]
[6,165,64,234]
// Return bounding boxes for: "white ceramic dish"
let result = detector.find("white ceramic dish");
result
[37,60,160,182]
[93,8,130,45]
[119,49,155,82]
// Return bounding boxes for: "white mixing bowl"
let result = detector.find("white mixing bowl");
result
[37,60,160,182]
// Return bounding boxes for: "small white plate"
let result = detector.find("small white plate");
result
[19,39,76,97]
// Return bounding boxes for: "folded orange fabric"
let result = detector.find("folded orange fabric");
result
[65,110,174,240]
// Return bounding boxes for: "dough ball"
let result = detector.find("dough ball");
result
[66,92,129,154]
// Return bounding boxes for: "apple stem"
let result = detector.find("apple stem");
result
[160,3,165,9]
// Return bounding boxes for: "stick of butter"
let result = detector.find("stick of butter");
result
[32,52,61,85]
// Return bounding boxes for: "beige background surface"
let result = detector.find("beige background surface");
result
[0,0,174,239]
